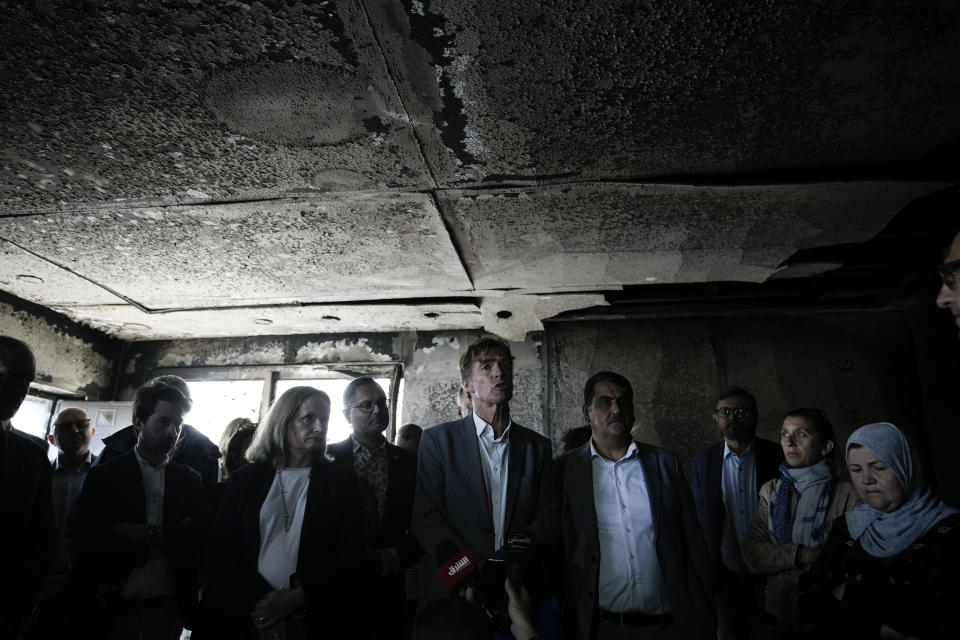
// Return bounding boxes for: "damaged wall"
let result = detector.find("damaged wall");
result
[546,311,925,472]
[116,329,546,435]
[0,292,122,399]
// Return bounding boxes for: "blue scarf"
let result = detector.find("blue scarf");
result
[770,459,834,546]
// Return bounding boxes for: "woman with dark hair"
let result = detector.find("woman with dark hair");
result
[197,386,362,640]
[799,422,960,639]
[742,408,858,637]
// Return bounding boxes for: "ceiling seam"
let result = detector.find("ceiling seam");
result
[0,236,151,313]
[352,0,442,189]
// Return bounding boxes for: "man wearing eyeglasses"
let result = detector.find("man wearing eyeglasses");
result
[691,387,783,640]
[936,231,960,335]
[329,377,420,639]
[48,409,95,574]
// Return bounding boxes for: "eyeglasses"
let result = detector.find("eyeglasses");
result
[714,407,751,419]
[348,399,389,413]
[939,259,960,288]
[54,419,91,430]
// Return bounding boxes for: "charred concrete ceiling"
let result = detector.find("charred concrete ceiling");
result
[1,0,958,341]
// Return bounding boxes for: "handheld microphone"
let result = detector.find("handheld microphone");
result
[504,531,534,593]
[435,541,478,595]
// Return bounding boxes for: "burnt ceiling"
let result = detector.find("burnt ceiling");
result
[1,0,958,341]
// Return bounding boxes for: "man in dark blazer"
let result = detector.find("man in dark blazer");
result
[329,376,420,639]
[556,371,714,640]
[412,337,558,609]
[691,386,783,640]
[71,382,210,638]
[0,336,56,639]
[94,375,220,487]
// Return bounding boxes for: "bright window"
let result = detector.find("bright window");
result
[185,380,263,450]
[10,395,54,440]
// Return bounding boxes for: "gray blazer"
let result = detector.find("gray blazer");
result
[556,441,715,640]
[411,416,559,603]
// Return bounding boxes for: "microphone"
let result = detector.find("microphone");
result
[504,531,534,593]
[435,541,478,595]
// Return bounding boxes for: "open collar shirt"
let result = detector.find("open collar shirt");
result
[473,412,511,552]
[351,434,389,538]
[720,440,757,573]
[590,440,670,614]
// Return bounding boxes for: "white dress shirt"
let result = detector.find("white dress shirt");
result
[473,412,511,552]
[122,447,174,598]
[591,440,670,614]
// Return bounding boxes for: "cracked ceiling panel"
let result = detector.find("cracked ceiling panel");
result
[374,0,960,183]
[438,181,947,290]
[0,241,127,306]
[50,301,482,341]
[0,193,473,309]
[0,0,433,213]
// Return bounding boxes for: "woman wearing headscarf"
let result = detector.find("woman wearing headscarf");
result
[799,422,960,640]
[742,408,858,637]
[196,386,363,640]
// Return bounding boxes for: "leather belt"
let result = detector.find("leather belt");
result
[600,610,674,627]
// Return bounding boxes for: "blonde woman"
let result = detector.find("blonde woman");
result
[198,387,362,639]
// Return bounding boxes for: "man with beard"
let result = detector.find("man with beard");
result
[0,336,55,638]
[48,408,95,576]
[71,382,210,639]
[329,377,420,639]
[692,387,783,640]
[556,371,713,639]
[94,375,220,487]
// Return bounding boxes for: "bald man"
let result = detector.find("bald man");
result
[936,230,960,338]
[48,407,95,574]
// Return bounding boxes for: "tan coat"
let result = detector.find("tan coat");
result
[742,477,859,621]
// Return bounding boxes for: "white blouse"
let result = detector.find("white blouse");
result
[258,467,311,590]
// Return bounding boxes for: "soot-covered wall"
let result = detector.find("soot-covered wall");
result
[0,292,122,400]
[546,311,925,475]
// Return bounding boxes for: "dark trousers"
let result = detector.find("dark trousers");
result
[715,567,765,640]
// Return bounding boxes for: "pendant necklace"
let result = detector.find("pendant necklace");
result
[277,468,310,533]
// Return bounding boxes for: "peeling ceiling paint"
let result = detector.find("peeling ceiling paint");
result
[0,1,957,341]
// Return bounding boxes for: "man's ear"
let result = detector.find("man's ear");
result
[132,417,143,434]
[582,404,590,423]
[462,378,473,395]
[822,440,835,456]
[47,434,56,446]
[90,427,95,437]
[343,408,352,424]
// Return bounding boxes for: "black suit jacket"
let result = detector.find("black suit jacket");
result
[412,416,559,604]
[71,450,211,626]
[95,424,220,487]
[556,441,715,640]
[199,459,364,640]
[0,430,56,638]
[691,438,783,577]
[328,438,421,567]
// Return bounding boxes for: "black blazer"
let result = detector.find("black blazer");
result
[556,441,715,640]
[691,438,783,576]
[0,430,56,638]
[412,416,559,604]
[95,424,220,487]
[199,459,364,640]
[327,438,422,568]
[71,449,211,625]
